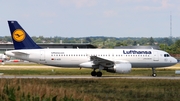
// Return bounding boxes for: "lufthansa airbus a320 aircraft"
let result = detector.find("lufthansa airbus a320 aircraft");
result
[5,21,177,77]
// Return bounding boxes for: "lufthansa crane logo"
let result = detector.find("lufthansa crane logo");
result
[13,29,26,42]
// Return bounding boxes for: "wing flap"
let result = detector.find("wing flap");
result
[90,56,114,68]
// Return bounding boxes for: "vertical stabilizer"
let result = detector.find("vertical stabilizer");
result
[8,21,41,49]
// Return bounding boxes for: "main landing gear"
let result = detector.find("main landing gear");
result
[91,69,102,77]
[152,67,157,77]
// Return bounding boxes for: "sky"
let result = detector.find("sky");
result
[0,0,180,38]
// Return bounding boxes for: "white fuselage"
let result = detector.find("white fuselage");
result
[5,49,177,68]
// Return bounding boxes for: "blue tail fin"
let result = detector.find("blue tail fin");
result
[8,21,41,49]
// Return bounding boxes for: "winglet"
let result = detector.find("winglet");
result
[8,21,41,49]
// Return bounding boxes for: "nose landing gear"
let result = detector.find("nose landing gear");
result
[152,67,157,77]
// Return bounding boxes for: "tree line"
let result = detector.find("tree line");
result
[1,36,180,54]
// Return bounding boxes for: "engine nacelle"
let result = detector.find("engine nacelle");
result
[79,61,94,68]
[106,60,131,74]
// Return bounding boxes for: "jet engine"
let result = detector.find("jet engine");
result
[79,61,94,68]
[106,60,131,74]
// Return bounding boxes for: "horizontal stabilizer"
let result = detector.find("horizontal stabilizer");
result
[12,51,29,55]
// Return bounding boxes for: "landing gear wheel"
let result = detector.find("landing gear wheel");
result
[96,71,102,77]
[91,71,97,76]
[151,68,157,77]
[152,73,157,77]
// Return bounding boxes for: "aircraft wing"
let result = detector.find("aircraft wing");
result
[90,56,114,68]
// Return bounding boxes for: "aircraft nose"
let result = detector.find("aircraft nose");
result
[175,58,178,63]
[172,57,178,64]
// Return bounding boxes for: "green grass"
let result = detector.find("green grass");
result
[0,78,96,101]
[0,67,180,77]
[0,64,180,100]
[0,78,180,101]
[1,63,179,76]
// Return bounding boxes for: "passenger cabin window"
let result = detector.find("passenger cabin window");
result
[164,54,170,57]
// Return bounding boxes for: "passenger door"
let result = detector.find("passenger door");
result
[153,51,159,61]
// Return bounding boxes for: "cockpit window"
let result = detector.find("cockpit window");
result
[164,54,170,57]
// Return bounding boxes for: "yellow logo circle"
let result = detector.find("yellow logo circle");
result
[13,29,26,42]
